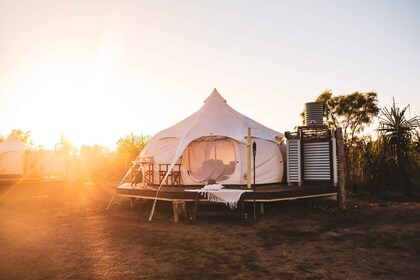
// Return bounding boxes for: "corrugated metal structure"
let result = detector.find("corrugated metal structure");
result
[286,139,301,184]
[286,127,337,186]
[285,102,338,187]
[303,141,331,181]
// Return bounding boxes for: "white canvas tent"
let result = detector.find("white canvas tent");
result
[138,89,285,185]
[0,134,34,175]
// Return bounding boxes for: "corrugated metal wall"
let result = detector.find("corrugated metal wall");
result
[287,139,301,183]
[303,141,331,181]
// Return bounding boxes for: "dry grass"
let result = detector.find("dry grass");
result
[0,180,419,279]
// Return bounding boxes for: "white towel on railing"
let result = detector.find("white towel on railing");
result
[186,184,252,209]
[201,183,224,191]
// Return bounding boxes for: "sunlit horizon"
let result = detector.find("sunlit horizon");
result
[1,1,419,150]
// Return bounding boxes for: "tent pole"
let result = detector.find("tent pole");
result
[148,162,176,222]
[247,128,251,189]
[252,141,257,221]
[106,190,117,210]
[149,195,159,222]
[106,164,133,210]
[247,128,256,222]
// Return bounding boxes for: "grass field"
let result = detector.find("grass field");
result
[0,180,419,279]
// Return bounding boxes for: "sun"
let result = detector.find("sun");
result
[6,27,131,148]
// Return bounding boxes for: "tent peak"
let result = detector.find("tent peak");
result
[4,133,22,143]
[204,88,226,104]
[0,132,34,153]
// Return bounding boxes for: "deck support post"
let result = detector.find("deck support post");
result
[172,201,187,223]
[336,128,347,210]
[192,193,199,223]
[260,202,264,215]
[241,197,246,224]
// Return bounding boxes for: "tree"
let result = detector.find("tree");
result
[315,90,379,149]
[79,144,111,179]
[377,100,420,195]
[310,90,379,194]
[414,129,420,153]
[11,129,33,145]
[116,133,151,165]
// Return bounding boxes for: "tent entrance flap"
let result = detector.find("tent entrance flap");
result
[183,137,237,183]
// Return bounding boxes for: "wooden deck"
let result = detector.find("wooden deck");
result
[115,183,338,203]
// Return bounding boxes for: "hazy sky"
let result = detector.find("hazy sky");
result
[1,0,419,148]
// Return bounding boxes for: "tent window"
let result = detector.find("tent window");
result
[184,138,236,183]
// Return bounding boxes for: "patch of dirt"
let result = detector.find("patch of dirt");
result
[0,181,419,279]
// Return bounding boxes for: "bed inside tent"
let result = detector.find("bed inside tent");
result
[184,136,237,183]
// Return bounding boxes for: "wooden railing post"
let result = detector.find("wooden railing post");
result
[247,128,251,189]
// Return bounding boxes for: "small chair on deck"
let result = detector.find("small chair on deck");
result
[158,158,183,186]
[130,162,143,187]
[131,157,154,187]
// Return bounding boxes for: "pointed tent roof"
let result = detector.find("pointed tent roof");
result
[145,89,284,220]
[141,88,282,160]
[0,133,34,154]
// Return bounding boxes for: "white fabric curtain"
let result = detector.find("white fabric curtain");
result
[184,138,236,183]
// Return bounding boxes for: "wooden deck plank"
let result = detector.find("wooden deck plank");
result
[115,183,337,203]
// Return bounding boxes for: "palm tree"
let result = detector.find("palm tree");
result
[377,100,420,195]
